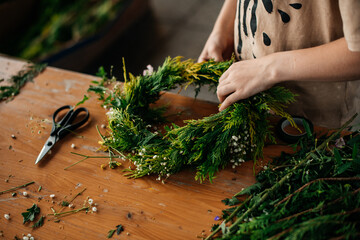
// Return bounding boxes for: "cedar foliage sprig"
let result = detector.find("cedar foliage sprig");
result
[0,62,46,101]
[88,57,296,182]
[207,114,360,239]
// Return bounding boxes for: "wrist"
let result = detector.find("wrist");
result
[265,51,293,85]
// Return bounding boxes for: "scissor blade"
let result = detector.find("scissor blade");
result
[35,136,56,164]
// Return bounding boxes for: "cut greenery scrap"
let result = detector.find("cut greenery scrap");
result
[88,57,296,182]
[207,114,360,239]
[0,63,46,102]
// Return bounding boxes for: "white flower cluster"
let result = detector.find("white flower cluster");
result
[88,198,98,213]
[22,233,35,240]
[134,147,172,181]
[228,131,257,169]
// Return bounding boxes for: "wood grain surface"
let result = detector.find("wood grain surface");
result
[0,55,293,240]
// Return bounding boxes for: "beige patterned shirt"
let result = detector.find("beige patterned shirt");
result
[234,0,360,128]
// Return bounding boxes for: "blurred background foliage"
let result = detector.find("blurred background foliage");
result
[0,0,125,60]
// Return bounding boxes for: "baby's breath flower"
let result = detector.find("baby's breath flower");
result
[4,214,10,220]
[49,194,55,199]
[23,191,28,197]
[88,199,94,205]
[92,207,97,212]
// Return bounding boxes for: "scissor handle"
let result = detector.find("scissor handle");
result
[51,105,90,139]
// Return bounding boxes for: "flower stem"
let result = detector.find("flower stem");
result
[0,181,35,195]
[47,206,89,218]
[64,152,122,170]
[57,188,87,214]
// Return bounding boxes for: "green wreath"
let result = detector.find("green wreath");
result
[88,57,296,182]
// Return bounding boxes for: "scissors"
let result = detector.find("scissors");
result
[35,105,90,164]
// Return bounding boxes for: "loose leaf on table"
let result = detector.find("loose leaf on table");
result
[107,229,116,238]
[22,204,40,224]
[32,215,45,228]
[116,224,124,235]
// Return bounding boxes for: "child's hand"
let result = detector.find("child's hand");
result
[198,31,233,63]
[217,56,277,111]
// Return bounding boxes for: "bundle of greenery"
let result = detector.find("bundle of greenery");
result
[207,115,360,239]
[89,57,296,182]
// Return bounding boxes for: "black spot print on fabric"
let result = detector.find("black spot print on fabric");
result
[253,53,256,59]
[250,0,258,37]
[278,9,290,23]
[243,0,250,36]
[289,3,302,9]
[263,32,271,46]
[237,0,243,58]
[262,0,273,13]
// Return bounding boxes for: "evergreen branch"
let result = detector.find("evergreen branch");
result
[219,114,358,238]
[205,195,252,240]
[1,63,46,101]
[276,188,360,224]
[276,177,360,207]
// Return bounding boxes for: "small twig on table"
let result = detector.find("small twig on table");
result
[57,188,87,214]
[0,181,35,195]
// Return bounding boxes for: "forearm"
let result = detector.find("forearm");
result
[270,38,360,85]
[211,0,236,39]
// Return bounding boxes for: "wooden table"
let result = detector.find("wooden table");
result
[0,55,290,240]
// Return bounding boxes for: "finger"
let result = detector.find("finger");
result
[198,53,209,63]
[218,67,231,83]
[217,84,235,103]
[219,93,240,111]
[213,54,224,62]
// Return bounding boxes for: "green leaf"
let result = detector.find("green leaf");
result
[352,142,358,160]
[75,95,89,107]
[302,119,312,137]
[334,148,342,165]
[31,215,45,228]
[222,196,240,206]
[96,66,107,79]
[22,204,40,224]
[116,224,124,235]
[335,162,352,175]
[107,229,115,238]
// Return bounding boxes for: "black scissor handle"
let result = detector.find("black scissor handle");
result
[51,105,90,139]
[51,105,73,135]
